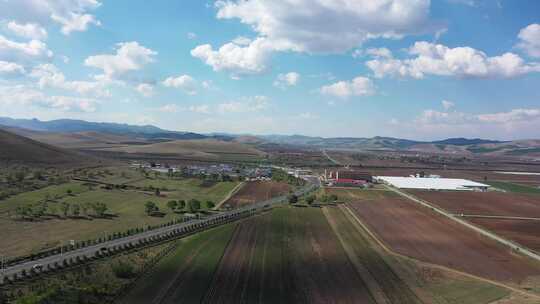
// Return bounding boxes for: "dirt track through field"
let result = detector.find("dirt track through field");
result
[468,218,540,252]
[202,208,375,304]
[347,197,540,284]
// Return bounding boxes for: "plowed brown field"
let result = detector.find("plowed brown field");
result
[347,197,540,283]
[224,181,290,208]
[410,191,540,218]
[468,218,540,252]
[202,207,375,304]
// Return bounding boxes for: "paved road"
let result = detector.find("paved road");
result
[385,185,540,263]
[0,181,318,281]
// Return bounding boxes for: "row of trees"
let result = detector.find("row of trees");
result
[14,201,109,220]
[3,171,67,185]
[287,193,338,205]
[145,199,216,216]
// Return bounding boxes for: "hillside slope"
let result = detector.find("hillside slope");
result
[0,128,92,166]
[98,139,266,161]
[5,127,151,149]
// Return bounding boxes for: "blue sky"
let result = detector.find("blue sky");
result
[0,0,539,140]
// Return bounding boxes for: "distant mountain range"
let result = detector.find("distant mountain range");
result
[0,117,213,141]
[2,117,539,158]
[259,135,504,149]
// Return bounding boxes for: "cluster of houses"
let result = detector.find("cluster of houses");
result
[130,162,272,180]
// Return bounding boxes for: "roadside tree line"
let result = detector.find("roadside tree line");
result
[0,207,259,287]
[144,199,215,216]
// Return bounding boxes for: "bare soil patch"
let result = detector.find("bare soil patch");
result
[224,181,290,208]
[468,218,540,252]
[411,190,540,218]
[347,197,540,284]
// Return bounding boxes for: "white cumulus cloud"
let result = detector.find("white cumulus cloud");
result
[217,96,270,113]
[30,63,110,97]
[0,35,53,62]
[442,100,455,110]
[162,74,197,95]
[191,37,275,77]
[366,41,540,79]
[516,23,540,58]
[0,0,102,35]
[84,41,157,80]
[0,85,99,112]
[273,72,300,88]
[136,83,154,97]
[320,76,375,98]
[0,60,26,75]
[214,0,434,54]
[51,11,101,35]
[46,95,99,112]
[7,21,48,40]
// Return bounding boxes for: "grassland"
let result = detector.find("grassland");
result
[487,181,540,194]
[125,178,239,203]
[0,174,239,257]
[0,181,88,213]
[98,139,266,162]
[120,223,237,304]
[76,166,144,185]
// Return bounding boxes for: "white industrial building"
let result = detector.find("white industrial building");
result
[375,176,489,191]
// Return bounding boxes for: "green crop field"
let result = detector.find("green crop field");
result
[487,181,540,194]
[120,223,237,304]
[202,206,376,303]
[0,176,239,257]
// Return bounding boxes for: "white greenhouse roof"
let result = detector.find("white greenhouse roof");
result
[375,176,489,191]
